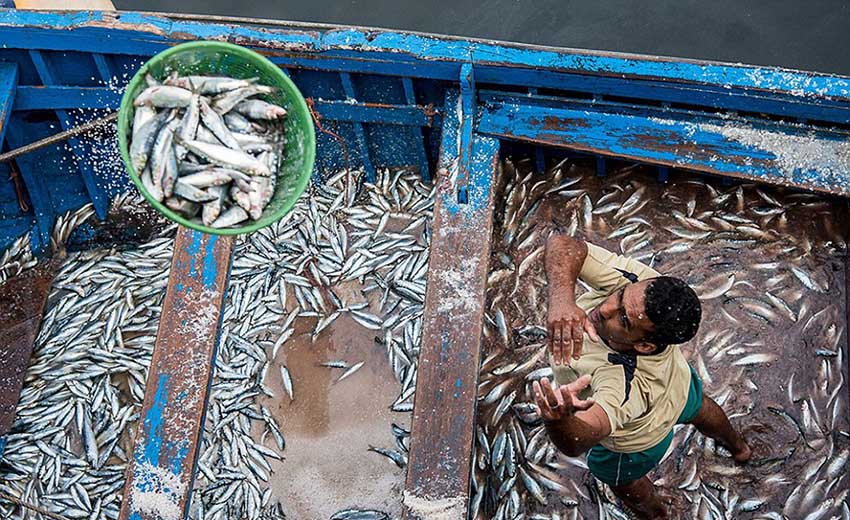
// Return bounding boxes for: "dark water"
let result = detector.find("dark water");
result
[116,0,850,75]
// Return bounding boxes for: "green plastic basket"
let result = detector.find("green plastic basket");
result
[117,41,316,235]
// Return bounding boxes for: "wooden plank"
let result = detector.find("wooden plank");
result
[0,63,16,150]
[456,64,475,204]
[402,78,431,181]
[339,72,377,182]
[28,50,110,219]
[2,11,850,124]
[403,90,499,519]
[0,258,58,458]
[4,121,53,252]
[15,0,115,8]
[477,97,850,196]
[11,86,439,126]
[118,228,233,520]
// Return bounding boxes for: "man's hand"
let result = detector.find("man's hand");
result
[548,298,599,365]
[533,375,594,422]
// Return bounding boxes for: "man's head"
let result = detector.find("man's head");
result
[587,276,701,355]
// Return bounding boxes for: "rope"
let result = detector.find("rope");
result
[305,97,353,205]
[0,490,72,520]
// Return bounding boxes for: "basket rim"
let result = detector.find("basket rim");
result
[116,40,316,236]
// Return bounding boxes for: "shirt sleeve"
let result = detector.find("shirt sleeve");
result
[590,365,648,435]
[579,242,660,294]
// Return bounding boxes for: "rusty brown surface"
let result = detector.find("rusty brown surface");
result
[0,258,59,436]
[118,228,233,520]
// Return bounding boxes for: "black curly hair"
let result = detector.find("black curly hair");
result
[644,276,702,349]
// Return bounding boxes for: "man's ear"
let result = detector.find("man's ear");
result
[634,342,658,355]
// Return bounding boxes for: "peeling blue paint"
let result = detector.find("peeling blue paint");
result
[139,374,169,466]
[203,235,218,289]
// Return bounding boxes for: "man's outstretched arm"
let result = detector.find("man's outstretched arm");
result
[545,234,599,365]
[533,376,611,457]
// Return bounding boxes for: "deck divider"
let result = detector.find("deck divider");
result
[403,90,500,519]
[118,228,233,520]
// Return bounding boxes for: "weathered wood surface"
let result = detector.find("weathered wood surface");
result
[119,228,233,520]
[0,258,58,456]
[477,96,850,196]
[403,90,500,519]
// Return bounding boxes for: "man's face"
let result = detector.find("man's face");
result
[587,279,657,353]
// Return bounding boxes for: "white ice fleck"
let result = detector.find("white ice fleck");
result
[130,461,187,520]
[402,491,467,520]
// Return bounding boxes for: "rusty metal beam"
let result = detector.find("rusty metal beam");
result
[403,90,499,519]
[119,228,233,520]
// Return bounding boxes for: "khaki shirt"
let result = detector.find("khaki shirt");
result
[551,243,692,453]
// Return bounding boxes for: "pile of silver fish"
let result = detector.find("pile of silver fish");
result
[0,195,174,520]
[130,73,287,228]
[190,168,433,520]
[0,169,432,520]
[473,158,849,520]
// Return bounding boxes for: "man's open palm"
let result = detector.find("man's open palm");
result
[533,375,594,422]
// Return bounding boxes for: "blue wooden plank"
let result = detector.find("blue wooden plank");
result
[0,62,17,151]
[404,89,499,517]
[456,64,475,204]
[12,85,436,126]
[92,53,114,83]
[477,98,850,195]
[13,86,122,110]
[4,121,51,252]
[528,88,546,173]
[28,50,109,219]
[1,11,849,124]
[119,229,233,520]
[403,77,431,181]
[339,72,376,182]
[596,156,607,177]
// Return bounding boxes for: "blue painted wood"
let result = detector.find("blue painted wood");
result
[4,121,52,252]
[403,77,431,181]
[28,50,109,219]
[404,88,499,517]
[13,86,123,110]
[477,98,850,195]
[92,53,114,83]
[2,11,850,124]
[339,72,376,182]
[457,64,475,204]
[0,62,17,152]
[657,166,670,183]
[119,229,233,520]
[11,85,434,125]
[596,157,606,177]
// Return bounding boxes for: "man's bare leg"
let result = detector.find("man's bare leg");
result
[689,394,751,463]
[610,476,669,520]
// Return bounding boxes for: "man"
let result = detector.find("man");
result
[532,235,751,519]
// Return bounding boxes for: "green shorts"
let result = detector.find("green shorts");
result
[587,365,703,487]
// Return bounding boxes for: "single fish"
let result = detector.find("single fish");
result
[279,365,294,401]
[210,206,249,228]
[133,85,194,108]
[235,99,288,120]
[166,75,258,95]
[212,84,275,114]
[337,361,365,382]
[200,98,242,150]
[176,137,271,177]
